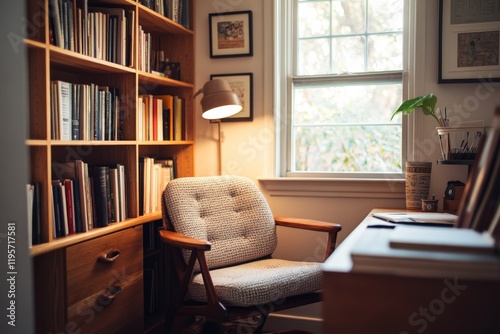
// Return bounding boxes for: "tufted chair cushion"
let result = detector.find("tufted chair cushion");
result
[163,175,278,271]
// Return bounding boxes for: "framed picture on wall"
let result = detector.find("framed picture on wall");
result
[210,73,253,122]
[438,0,500,83]
[209,10,253,58]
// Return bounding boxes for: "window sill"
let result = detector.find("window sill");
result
[258,177,405,199]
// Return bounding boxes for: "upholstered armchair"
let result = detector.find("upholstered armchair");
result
[159,175,342,333]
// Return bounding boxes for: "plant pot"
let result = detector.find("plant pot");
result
[405,161,432,209]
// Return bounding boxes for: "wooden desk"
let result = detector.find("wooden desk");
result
[322,209,500,334]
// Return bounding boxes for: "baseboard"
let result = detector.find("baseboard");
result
[262,313,323,334]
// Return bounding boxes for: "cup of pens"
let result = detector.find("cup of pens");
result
[422,195,438,212]
[436,126,485,161]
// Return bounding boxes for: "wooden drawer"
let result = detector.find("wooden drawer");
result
[66,226,144,333]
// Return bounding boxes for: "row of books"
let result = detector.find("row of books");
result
[138,94,185,141]
[139,156,176,215]
[137,26,180,76]
[137,26,182,78]
[139,0,191,29]
[51,160,127,240]
[51,80,123,141]
[49,0,135,66]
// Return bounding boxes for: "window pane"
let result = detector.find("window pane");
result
[332,36,365,73]
[298,38,331,75]
[368,34,403,71]
[294,83,402,124]
[298,1,330,37]
[293,124,402,172]
[368,0,403,32]
[331,0,366,35]
[293,83,402,172]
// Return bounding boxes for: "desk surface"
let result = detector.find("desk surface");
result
[323,208,403,273]
[321,208,500,334]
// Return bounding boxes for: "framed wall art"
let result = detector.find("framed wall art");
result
[210,73,253,122]
[438,0,500,83]
[209,10,253,58]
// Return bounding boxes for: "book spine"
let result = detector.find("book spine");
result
[58,80,72,140]
[64,179,75,234]
[118,164,127,220]
[51,181,64,237]
[89,166,110,227]
[49,0,63,47]
[71,178,84,233]
[32,182,42,245]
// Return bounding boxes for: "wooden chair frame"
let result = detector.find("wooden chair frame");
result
[159,216,341,333]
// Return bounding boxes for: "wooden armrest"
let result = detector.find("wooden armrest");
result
[158,229,211,251]
[274,216,342,232]
[274,216,342,259]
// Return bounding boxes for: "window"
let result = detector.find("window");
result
[275,0,410,178]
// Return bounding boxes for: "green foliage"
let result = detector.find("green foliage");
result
[390,93,440,125]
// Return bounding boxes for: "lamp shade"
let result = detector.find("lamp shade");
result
[196,79,242,120]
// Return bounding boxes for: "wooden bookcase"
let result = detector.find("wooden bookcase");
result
[24,0,194,332]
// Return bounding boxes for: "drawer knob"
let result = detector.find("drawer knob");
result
[99,284,123,303]
[98,249,121,263]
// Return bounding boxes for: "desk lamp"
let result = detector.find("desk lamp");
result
[194,79,242,174]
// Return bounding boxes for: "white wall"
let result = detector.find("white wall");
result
[1,2,34,333]
[194,0,274,180]
[194,0,500,332]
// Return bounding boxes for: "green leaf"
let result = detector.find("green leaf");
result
[390,93,440,125]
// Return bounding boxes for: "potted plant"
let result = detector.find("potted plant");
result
[391,93,441,126]
[391,93,438,209]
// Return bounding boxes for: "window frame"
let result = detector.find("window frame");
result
[274,0,419,180]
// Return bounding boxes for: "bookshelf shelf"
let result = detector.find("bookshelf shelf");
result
[26,0,194,332]
[138,140,193,145]
[31,212,162,257]
[138,70,194,87]
[23,38,46,49]
[49,46,137,73]
[26,139,49,146]
[48,140,138,146]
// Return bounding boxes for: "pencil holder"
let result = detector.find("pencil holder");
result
[437,126,485,161]
[422,198,439,212]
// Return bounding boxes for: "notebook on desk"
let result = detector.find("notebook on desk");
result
[372,212,458,227]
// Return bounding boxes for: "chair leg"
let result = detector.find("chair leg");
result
[254,313,268,334]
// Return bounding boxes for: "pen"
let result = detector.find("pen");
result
[367,224,396,229]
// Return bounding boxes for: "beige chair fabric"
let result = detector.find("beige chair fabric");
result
[162,175,323,307]
[190,258,322,307]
